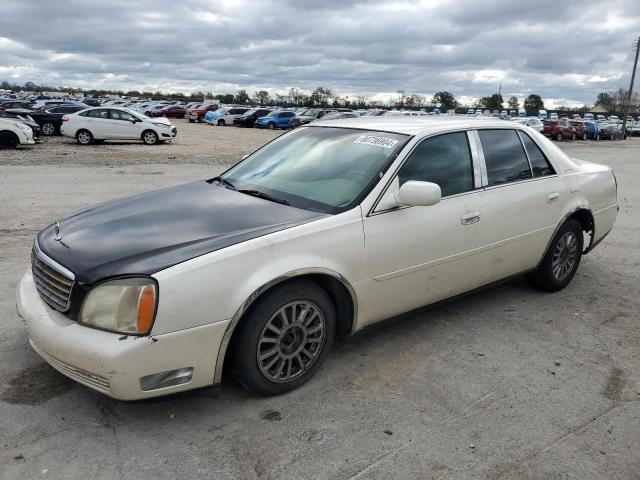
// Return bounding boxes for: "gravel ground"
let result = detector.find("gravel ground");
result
[0,122,638,479]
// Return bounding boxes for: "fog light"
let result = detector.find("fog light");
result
[139,367,193,391]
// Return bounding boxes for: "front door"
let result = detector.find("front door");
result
[107,109,140,139]
[359,131,490,327]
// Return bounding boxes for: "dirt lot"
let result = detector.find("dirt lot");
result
[1,121,638,479]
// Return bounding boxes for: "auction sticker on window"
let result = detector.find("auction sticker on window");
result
[353,135,399,149]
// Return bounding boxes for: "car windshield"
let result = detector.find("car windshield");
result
[221,127,409,214]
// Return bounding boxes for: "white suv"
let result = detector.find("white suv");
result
[60,107,177,145]
[0,117,35,148]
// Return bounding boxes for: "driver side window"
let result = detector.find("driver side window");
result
[397,132,475,197]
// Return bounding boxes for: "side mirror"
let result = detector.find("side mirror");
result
[376,179,441,211]
[397,181,441,207]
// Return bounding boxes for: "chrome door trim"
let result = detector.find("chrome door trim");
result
[468,130,488,186]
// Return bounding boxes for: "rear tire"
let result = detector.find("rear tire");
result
[582,132,587,141]
[595,133,600,141]
[0,131,19,149]
[571,133,576,141]
[525,219,583,292]
[42,122,56,136]
[556,132,562,141]
[142,130,159,145]
[76,129,93,145]
[230,280,336,396]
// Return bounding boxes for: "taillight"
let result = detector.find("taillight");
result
[62,116,69,122]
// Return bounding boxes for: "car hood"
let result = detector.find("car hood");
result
[147,116,172,126]
[37,181,327,284]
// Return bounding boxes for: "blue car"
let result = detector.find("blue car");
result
[582,120,600,140]
[254,110,296,129]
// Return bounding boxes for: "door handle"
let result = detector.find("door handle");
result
[547,192,560,203]
[461,211,481,225]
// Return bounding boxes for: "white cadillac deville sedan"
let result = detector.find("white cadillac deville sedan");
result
[17,117,618,400]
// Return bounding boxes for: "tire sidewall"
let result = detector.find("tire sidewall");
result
[142,130,158,145]
[232,281,336,395]
[536,219,583,291]
[76,129,93,145]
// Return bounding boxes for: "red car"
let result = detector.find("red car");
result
[185,103,219,122]
[149,105,187,118]
[542,119,576,141]
[567,120,588,140]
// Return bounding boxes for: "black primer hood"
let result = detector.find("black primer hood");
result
[37,181,326,285]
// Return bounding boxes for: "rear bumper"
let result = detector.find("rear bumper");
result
[17,271,229,400]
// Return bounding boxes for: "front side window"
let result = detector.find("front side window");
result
[519,132,555,177]
[397,132,474,197]
[478,129,532,186]
[222,127,408,213]
[110,110,136,121]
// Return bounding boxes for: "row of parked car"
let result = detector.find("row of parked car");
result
[2,94,639,148]
[511,115,635,141]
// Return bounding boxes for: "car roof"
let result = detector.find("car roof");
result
[310,116,515,135]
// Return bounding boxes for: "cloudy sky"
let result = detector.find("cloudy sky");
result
[1,0,639,107]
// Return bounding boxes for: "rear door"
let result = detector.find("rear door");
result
[84,108,112,137]
[278,111,295,127]
[472,128,566,279]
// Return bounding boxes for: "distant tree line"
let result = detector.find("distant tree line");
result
[2,79,637,113]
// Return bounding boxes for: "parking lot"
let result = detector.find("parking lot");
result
[1,121,639,479]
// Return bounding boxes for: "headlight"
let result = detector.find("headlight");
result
[13,122,30,130]
[79,278,158,335]
[152,122,169,128]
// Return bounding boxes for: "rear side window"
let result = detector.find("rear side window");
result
[478,130,532,186]
[85,109,110,119]
[519,132,555,177]
[397,132,474,197]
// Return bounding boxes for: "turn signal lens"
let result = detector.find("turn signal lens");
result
[137,284,156,333]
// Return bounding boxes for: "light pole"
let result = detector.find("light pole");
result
[621,37,640,137]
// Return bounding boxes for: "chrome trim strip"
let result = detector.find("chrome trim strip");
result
[33,238,76,281]
[516,130,535,178]
[213,268,358,383]
[467,130,484,189]
[469,130,488,186]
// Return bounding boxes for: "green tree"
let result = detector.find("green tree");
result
[478,93,503,110]
[254,90,270,105]
[523,94,544,111]
[432,91,457,111]
[234,89,250,104]
[507,96,519,110]
[310,87,332,106]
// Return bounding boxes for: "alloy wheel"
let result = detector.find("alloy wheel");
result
[42,123,55,135]
[551,231,578,282]
[77,131,92,144]
[256,300,326,383]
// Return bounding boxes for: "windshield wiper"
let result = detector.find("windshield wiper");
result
[238,189,290,206]
[209,176,237,191]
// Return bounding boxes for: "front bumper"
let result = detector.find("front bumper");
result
[17,271,230,400]
[18,128,35,145]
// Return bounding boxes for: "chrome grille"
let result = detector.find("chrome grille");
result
[31,242,74,312]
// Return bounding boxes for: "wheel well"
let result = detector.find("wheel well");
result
[567,208,595,251]
[221,273,355,375]
[0,130,19,145]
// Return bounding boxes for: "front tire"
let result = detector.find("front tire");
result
[526,219,583,292]
[76,129,93,145]
[582,132,587,141]
[571,133,576,141]
[217,119,225,126]
[267,122,275,130]
[230,281,336,395]
[0,131,19,149]
[142,130,159,145]
[556,132,562,141]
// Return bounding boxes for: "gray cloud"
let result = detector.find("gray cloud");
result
[1,0,639,106]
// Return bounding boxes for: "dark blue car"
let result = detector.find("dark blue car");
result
[254,110,296,129]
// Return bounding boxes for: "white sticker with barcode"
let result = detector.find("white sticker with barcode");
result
[353,135,399,149]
